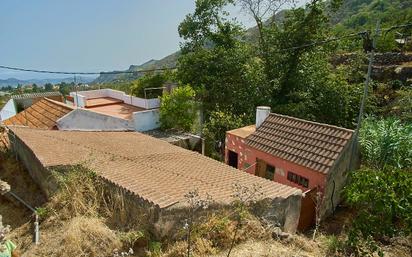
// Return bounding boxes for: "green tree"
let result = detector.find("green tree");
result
[58,82,71,96]
[44,83,53,92]
[159,85,197,131]
[178,0,269,121]
[32,83,39,92]
[202,110,245,159]
[131,73,168,98]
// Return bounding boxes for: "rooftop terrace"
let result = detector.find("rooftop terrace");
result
[85,97,145,120]
[70,89,160,120]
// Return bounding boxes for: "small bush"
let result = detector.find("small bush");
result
[159,85,197,131]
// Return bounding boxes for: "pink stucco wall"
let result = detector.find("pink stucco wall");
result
[225,132,327,192]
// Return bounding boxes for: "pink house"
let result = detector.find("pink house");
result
[225,107,359,229]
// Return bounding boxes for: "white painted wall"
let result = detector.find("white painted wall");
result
[70,89,160,109]
[57,109,134,131]
[0,99,17,121]
[133,109,160,132]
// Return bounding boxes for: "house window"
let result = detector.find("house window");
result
[265,165,275,180]
[287,171,309,188]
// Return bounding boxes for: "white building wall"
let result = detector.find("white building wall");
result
[0,99,17,121]
[133,109,160,132]
[70,89,160,109]
[57,109,134,131]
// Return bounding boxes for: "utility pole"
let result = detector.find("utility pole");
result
[350,21,381,169]
[74,74,79,108]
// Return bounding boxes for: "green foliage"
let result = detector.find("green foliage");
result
[385,88,412,122]
[177,0,268,121]
[148,241,162,256]
[202,111,245,159]
[131,73,167,98]
[58,82,72,96]
[178,0,239,51]
[334,0,412,52]
[344,117,412,255]
[35,207,50,219]
[44,83,53,91]
[323,235,343,256]
[359,117,412,169]
[159,85,197,131]
[345,167,412,254]
[262,2,368,128]
[118,230,145,248]
[178,44,268,120]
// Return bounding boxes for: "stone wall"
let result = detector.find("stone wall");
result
[8,131,59,198]
[332,52,412,66]
[322,137,360,218]
[154,192,302,240]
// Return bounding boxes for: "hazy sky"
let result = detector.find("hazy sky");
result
[0,0,309,79]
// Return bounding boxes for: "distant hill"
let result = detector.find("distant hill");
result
[93,52,179,84]
[0,76,96,87]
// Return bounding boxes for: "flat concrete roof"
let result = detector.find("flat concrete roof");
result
[85,97,145,120]
[227,125,256,139]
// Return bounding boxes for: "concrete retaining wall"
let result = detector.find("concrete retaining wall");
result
[8,131,58,198]
[133,109,160,132]
[57,109,134,131]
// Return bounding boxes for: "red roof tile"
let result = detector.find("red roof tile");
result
[9,127,301,209]
[2,98,73,129]
[246,113,354,174]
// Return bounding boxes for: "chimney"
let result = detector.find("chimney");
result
[256,106,271,128]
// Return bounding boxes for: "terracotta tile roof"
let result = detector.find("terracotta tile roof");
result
[0,133,9,149]
[2,98,73,129]
[11,91,62,100]
[9,127,301,209]
[246,113,354,174]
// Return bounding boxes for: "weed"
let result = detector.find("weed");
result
[149,241,162,256]
[35,207,49,220]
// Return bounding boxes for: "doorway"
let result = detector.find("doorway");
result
[228,150,238,168]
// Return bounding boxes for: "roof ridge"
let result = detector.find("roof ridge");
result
[43,97,74,110]
[269,113,354,133]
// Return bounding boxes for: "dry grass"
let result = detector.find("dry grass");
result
[2,152,411,257]
[14,217,122,257]
[163,211,271,257]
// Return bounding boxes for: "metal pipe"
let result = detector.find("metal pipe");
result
[7,191,39,244]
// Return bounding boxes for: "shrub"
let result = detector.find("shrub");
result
[159,85,197,131]
[346,167,412,240]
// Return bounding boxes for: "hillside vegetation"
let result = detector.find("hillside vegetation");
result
[93,0,412,84]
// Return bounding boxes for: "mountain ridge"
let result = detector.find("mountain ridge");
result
[0,76,96,87]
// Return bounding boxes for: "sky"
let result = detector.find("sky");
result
[0,0,309,80]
